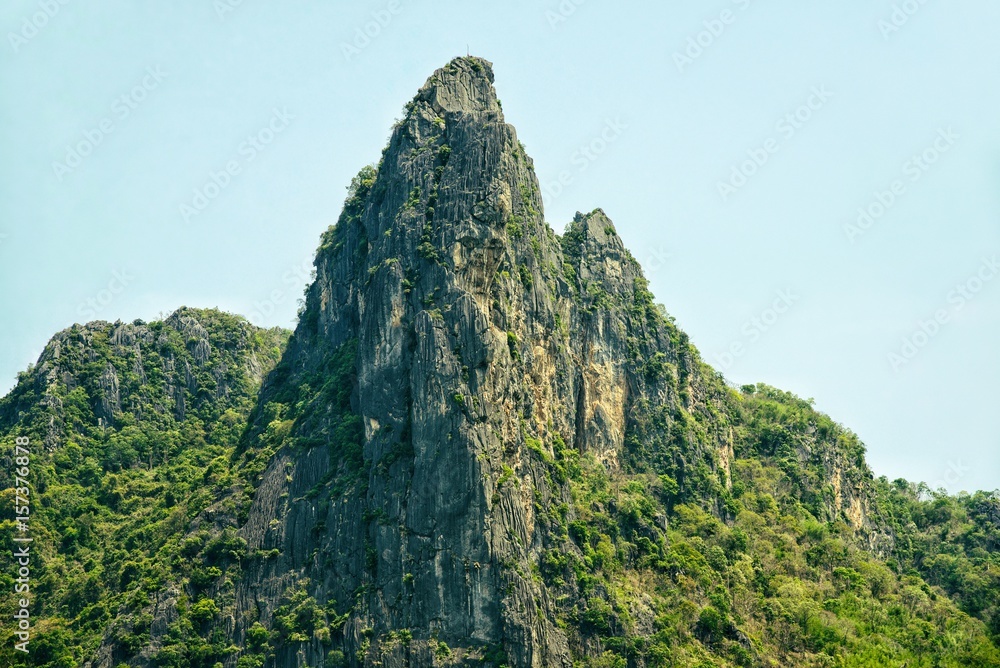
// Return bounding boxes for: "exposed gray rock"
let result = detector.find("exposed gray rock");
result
[81,57,884,668]
[96,362,121,423]
[216,56,745,668]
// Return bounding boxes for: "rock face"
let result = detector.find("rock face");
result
[0,308,284,448]
[231,56,585,667]
[200,57,878,668]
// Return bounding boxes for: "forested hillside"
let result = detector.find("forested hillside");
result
[0,309,288,666]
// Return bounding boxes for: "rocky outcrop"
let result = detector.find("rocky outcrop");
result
[76,57,888,668]
[0,308,288,443]
[213,57,840,668]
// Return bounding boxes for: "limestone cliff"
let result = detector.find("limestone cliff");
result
[178,57,884,667]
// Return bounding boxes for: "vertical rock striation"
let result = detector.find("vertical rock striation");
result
[215,57,881,668]
[67,57,901,668]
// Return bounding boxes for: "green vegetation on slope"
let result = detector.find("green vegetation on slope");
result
[0,316,997,667]
[0,215,996,668]
[0,309,288,668]
[523,383,1000,667]
[877,478,1000,642]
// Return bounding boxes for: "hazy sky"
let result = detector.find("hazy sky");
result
[2,1,998,493]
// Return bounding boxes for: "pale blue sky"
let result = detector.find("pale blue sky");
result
[2,1,998,493]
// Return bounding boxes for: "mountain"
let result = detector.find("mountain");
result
[2,57,998,668]
[0,309,288,666]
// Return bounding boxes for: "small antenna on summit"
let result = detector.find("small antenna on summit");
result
[467,44,470,57]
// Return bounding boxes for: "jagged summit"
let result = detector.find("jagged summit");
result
[0,307,288,445]
[196,56,904,667]
[414,56,502,116]
[196,57,893,668]
[566,208,621,246]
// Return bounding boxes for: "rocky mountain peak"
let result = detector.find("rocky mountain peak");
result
[14,56,991,668]
[414,56,501,116]
[564,208,626,258]
[573,208,617,241]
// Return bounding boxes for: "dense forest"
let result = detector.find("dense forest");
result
[0,309,288,666]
